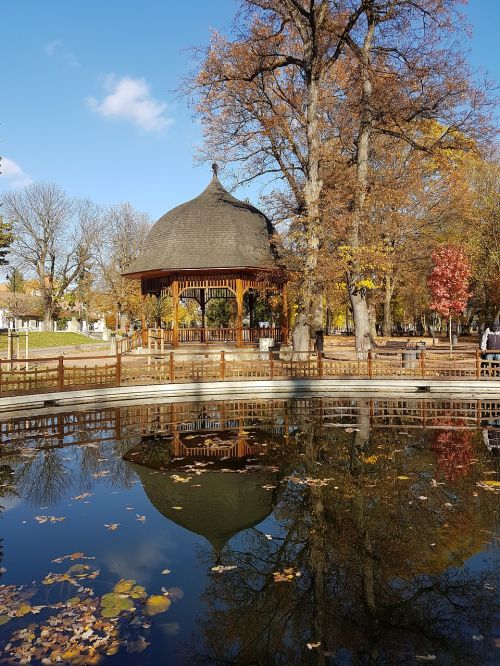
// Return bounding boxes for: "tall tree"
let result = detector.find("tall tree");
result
[190,0,493,355]
[2,183,97,330]
[0,216,13,267]
[93,203,151,331]
[6,267,25,294]
[428,245,471,351]
[188,0,365,351]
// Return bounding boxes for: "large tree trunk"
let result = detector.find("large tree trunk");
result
[348,13,376,359]
[42,296,54,332]
[293,64,323,352]
[383,275,394,336]
[368,301,378,344]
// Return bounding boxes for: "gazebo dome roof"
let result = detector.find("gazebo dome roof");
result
[125,172,277,276]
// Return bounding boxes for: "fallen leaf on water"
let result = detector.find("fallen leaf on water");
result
[307,642,321,649]
[92,470,110,478]
[397,476,410,480]
[52,553,95,563]
[165,587,184,601]
[104,523,119,530]
[162,622,180,636]
[363,455,378,464]
[136,514,146,522]
[171,474,192,483]
[126,636,150,653]
[211,565,238,573]
[171,506,183,511]
[71,492,93,501]
[35,515,65,524]
[161,569,171,575]
[273,567,301,582]
[477,480,500,492]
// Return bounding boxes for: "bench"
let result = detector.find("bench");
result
[375,339,426,357]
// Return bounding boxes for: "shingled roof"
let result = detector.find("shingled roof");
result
[124,173,277,275]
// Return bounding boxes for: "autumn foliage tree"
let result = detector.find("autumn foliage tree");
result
[188,0,494,355]
[428,246,471,351]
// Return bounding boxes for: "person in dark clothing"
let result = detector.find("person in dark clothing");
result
[481,322,500,376]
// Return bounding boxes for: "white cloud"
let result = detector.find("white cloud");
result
[0,157,33,189]
[86,75,173,134]
[44,40,80,67]
[44,40,62,56]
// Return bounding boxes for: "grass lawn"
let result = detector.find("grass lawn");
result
[0,332,101,351]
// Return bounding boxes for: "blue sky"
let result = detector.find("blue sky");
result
[1,0,498,221]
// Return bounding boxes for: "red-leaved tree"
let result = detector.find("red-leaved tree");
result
[428,246,471,351]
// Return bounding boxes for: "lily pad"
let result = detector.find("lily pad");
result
[113,579,136,593]
[130,585,147,599]
[144,594,171,616]
[100,592,135,617]
[0,614,11,625]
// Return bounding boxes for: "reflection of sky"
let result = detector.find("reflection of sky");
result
[0,496,21,512]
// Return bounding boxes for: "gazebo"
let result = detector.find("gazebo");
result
[124,166,287,348]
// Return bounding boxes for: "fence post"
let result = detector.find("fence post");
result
[169,352,174,383]
[368,350,373,379]
[476,348,480,380]
[318,352,323,378]
[220,351,225,380]
[269,350,274,380]
[58,355,64,391]
[115,353,122,386]
[420,350,425,378]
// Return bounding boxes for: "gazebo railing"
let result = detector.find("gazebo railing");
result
[137,327,286,349]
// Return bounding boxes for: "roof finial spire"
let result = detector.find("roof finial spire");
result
[211,162,219,178]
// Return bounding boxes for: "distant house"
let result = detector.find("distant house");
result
[0,283,49,331]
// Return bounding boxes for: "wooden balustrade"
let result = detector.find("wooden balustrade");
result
[131,327,285,350]
[0,348,498,397]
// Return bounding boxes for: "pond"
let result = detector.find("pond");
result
[0,396,498,665]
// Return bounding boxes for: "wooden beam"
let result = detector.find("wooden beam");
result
[200,288,206,343]
[172,280,179,348]
[236,278,243,348]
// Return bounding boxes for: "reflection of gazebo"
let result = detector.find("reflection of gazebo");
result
[123,166,287,347]
[130,464,277,558]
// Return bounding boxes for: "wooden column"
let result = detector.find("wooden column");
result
[200,288,206,343]
[141,290,147,347]
[172,280,179,348]
[236,278,243,348]
[248,289,255,329]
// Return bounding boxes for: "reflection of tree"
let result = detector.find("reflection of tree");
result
[15,449,74,507]
[431,419,475,481]
[0,460,16,576]
[188,400,498,665]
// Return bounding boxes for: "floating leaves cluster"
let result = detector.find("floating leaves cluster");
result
[273,567,302,583]
[0,554,180,664]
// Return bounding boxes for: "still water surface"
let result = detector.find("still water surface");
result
[0,397,499,665]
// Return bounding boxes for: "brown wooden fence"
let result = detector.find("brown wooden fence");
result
[0,349,499,397]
